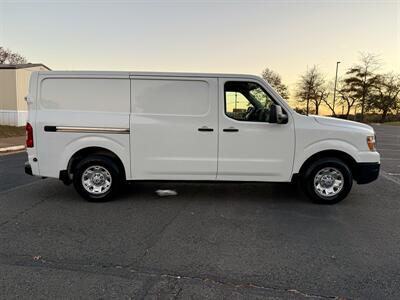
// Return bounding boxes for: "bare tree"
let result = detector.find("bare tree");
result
[322,97,337,117]
[368,73,400,122]
[0,47,6,64]
[319,81,338,117]
[336,79,359,118]
[261,67,289,99]
[293,106,307,115]
[343,52,380,121]
[295,65,325,115]
[0,46,28,64]
[314,88,330,115]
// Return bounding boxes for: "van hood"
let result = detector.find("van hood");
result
[311,115,374,134]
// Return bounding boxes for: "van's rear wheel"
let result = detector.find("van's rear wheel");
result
[73,155,121,202]
[301,157,353,204]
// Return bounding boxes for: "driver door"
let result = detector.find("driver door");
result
[217,78,295,182]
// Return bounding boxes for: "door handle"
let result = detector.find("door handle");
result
[198,126,214,132]
[223,127,239,132]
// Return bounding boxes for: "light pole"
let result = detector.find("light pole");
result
[333,61,340,115]
[234,92,238,110]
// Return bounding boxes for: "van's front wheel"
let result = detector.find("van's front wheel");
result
[73,155,121,202]
[301,157,353,204]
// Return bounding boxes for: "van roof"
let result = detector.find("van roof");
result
[35,70,263,80]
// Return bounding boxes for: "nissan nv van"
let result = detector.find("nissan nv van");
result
[24,71,380,204]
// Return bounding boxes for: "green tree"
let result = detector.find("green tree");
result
[368,73,400,122]
[342,53,380,121]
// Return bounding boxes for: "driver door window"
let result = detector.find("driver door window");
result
[225,81,274,122]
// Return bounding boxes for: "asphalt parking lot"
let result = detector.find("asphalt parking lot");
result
[0,125,399,299]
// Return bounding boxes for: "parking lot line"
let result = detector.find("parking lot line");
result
[381,171,400,186]
[377,149,400,152]
[381,158,400,161]
[0,180,42,196]
[377,144,400,147]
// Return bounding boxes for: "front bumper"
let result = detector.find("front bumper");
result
[25,162,33,176]
[354,162,380,184]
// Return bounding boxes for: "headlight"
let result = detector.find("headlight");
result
[367,135,376,151]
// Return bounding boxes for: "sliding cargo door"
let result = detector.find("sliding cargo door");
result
[130,77,218,180]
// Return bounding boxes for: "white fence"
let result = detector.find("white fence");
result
[0,110,28,126]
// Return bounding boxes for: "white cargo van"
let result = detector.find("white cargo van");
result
[24,71,380,204]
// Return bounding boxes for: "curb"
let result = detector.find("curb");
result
[0,145,26,154]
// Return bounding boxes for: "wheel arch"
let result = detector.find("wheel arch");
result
[61,146,127,183]
[58,135,130,182]
[297,150,358,179]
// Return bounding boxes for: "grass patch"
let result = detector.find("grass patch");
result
[0,125,25,138]
[384,121,400,126]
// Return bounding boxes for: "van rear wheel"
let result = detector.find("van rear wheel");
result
[301,157,353,204]
[73,155,121,202]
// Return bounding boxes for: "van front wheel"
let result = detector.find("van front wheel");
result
[73,155,121,202]
[301,157,353,204]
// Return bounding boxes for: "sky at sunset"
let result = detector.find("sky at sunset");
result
[1,0,399,100]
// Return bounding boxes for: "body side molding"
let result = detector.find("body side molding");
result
[44,126,130,134]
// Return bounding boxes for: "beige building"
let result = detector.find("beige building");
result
[0,63,50,126]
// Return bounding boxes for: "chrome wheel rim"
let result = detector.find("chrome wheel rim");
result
[81,165,112,195]
[314,167,344,198]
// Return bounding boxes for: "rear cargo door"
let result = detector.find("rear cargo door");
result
[130,76,218,180]
[35,75,131,178]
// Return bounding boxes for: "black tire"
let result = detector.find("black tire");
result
[301,157,353,204]
[73,155,122,202]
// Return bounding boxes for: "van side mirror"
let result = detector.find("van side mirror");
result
[269,104,288,124]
